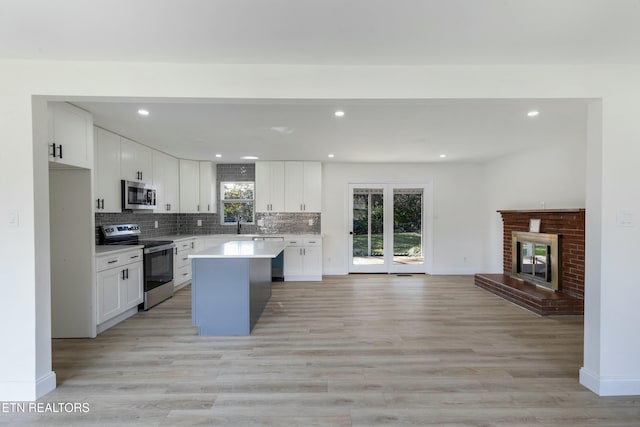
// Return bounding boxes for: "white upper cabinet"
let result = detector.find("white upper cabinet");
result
[199,161,217,213]
[94,127,121,213]
[255,161,285,212]
[120,137,153,182]
[153,151,180,213]
[47,102,93,169]
[179,159,200,213]
[284,161,322,212]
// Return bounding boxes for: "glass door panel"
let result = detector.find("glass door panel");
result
[392,188,424,268]
[349,186,386,272]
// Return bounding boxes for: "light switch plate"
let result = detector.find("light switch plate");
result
[616,210,634,227]
[7,209,18,227]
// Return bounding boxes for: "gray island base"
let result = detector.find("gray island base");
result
[189,240,287,336]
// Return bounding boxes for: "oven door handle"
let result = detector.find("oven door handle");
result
[144,243,176,254]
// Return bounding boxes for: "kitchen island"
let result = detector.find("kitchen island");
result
[188,240,287,336]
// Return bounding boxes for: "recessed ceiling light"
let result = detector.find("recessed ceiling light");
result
[334,110,345,117]
[137,109,150,116]
[241,156,259,160]
[215,154,222,158]
[328,154,335,158]
[527,110,539,117]
[439,154,447,158]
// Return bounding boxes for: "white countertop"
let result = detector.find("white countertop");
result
[189,240,287,259]
[95,245,144,256]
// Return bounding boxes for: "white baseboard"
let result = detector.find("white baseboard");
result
[0,370,56,401]
[580,367,640,396]
[37,371,57,399]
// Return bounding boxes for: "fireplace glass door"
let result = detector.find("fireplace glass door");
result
[519,242,550,283]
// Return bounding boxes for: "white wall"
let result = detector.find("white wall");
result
[1,60,639,399]
[483,112,588,272]
[322,162,487,275]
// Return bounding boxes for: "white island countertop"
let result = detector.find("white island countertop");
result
[189,240,287,259]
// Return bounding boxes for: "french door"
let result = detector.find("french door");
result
[348,184,428,273]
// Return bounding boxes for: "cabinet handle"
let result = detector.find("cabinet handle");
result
[303,248,306,256]
[101,199,105,210]
[300,203,303,211]
[58,144,63,159]
[208,204,210,211]
[182,257,188,261]
[121,269,126,280]
[174,248,178,255]
[197,204,200,212]
[130,255,139,259]
[191,241,194,249]
[183,272,188,277]
[107,259,118,264]
[96,198,101,209]
[126,268,129,279]
[166,203,170,211]
[303,203,306,211]
[50,143,56,158]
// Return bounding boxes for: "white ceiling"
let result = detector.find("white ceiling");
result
[4,1,619,162]
[75,99,588,163]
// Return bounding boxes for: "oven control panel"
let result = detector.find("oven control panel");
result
[102,224,141,237]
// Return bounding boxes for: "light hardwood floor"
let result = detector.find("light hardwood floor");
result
[5,275,640,426]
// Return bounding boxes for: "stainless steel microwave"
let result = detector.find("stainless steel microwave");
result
[121,180,157,210]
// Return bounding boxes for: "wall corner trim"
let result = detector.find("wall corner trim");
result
[580,367,640,396]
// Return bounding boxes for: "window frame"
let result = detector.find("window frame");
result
[220,181,255,225]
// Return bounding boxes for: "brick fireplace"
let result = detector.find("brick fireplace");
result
[475,209,585,315]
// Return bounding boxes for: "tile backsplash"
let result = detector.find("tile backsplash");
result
[95,212,321,243]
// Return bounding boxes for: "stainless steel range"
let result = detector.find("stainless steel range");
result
[100,224,175,310]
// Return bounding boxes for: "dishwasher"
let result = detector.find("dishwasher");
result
[253,236,285,281]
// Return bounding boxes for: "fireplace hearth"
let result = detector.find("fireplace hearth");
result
[474,209,584,315]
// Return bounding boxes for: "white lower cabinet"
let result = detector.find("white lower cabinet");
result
[174,238,196,289]
[95,248,143,333]
[284,236,322,281]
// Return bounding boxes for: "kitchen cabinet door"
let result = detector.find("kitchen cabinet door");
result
[179,160,200,213]
[255,161,284,212]
[302,245,323,278]
[302,161,322,212]
[94,127,122,212]
[96,268,122,325]
[153,151,180,213]
[199,161,216,213]
[47,102,93,169]
[284,246,305,277]
[284,161,321,212]
[123,261,143,307]
[121,137,153,182]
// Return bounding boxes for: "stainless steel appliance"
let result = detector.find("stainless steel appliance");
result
[121,180,157,210]
[100,224,175,310]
